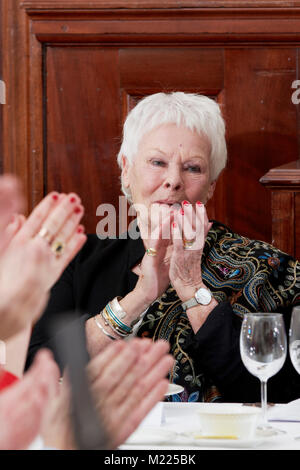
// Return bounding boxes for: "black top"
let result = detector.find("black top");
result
[25,221,300,404]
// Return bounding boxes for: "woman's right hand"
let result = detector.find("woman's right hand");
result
[119,207,173,322]
[86,207,173,357]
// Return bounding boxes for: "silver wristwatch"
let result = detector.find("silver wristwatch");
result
[181,286,212,311]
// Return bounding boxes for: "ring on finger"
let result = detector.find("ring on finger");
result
[146,247,157,257]
[51,240,65,257]
[183,237,196,250]
[38,226,53,244]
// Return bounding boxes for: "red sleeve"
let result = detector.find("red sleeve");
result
[0,369,19,391]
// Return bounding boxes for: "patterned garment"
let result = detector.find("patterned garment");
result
[136,221,300,403]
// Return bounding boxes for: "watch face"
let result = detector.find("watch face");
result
[195,287,212,305]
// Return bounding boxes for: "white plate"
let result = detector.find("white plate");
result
[124,426,286,448]
[126,427,177,445]
[180,429,286,449]
[165,384,184,396]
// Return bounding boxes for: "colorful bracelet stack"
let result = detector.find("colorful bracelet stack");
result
[102,306,133,337]
[94,296,149,340]
[94,297,133,339]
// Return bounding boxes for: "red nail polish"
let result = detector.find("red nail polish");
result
[180,208,184,215]
[77,226,84,233]
[196,201,202,206]
[70,196,76,203]
[74,206,82,214]
[52,193,59,201]
[182,200,189,206]
[172,222,177,228]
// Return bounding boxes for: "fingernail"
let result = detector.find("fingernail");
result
[70,196,77,203]
[77,225,84,233]
[196,201,202,206]
[52,193,59,201]
[180,208,184,215]
[172,222,177,228]
[182,200,189,206]
[74,206,82,214]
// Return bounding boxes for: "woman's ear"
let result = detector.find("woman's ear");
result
[206,180,216,203]
[121,155,131,189]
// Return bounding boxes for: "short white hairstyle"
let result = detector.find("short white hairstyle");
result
[117,92,227,200]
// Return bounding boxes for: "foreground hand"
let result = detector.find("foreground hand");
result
[0,175,24,255]
[0,350,59,450]
[43,338,174,450]
[88,338,174,448]
[11,192,87,290]
[0,191,87,339]
[170,201,212,301]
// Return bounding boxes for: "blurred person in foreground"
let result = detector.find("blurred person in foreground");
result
[0,175,173,449]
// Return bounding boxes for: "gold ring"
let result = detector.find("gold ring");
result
[38,227,53,244]
[146,248,157,257]
[183,238,195,250]
[51,240,65,257]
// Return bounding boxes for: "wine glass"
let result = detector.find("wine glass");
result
[240,313,287,431]
[289,306,300,374]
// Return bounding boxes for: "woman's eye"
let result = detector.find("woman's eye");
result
[186,165,201,173]
[151,160,166,167]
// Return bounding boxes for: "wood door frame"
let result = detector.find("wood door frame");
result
[2,0,300,212]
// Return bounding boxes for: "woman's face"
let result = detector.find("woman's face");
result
[122,123,216,226]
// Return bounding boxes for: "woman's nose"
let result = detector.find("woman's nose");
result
[163,167,183,191]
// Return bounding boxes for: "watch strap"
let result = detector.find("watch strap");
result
[181,297,198,312]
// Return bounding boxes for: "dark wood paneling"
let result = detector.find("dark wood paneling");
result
[260,160,300,256]
[46,47,121,232]
[271,191,295,255]
[224,48,298,243]
[296,192,300,260]
[119,48,223,93]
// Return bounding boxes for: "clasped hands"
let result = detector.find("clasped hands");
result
[135,200,212,308]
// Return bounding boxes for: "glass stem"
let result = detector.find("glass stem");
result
[261,379,268,426]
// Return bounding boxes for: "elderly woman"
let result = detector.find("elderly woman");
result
[26,92,300,404]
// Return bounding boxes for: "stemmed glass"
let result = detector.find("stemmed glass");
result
[240,313,287,431]
[289,306,300,375]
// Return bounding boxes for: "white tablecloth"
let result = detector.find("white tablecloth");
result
[120,402,300,450]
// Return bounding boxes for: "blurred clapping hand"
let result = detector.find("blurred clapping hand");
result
[0,175,86,450]
[42,338,174,450]
[0,176,86,340]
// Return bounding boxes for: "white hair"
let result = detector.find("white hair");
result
[117,92,227,200]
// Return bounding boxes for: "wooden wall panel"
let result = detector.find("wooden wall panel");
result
[119,48,223,93]
[46,47,121,232]
[224,48,298,242]
[296,192,300,260]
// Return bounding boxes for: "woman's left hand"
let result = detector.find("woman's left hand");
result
[169,201,212,302]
